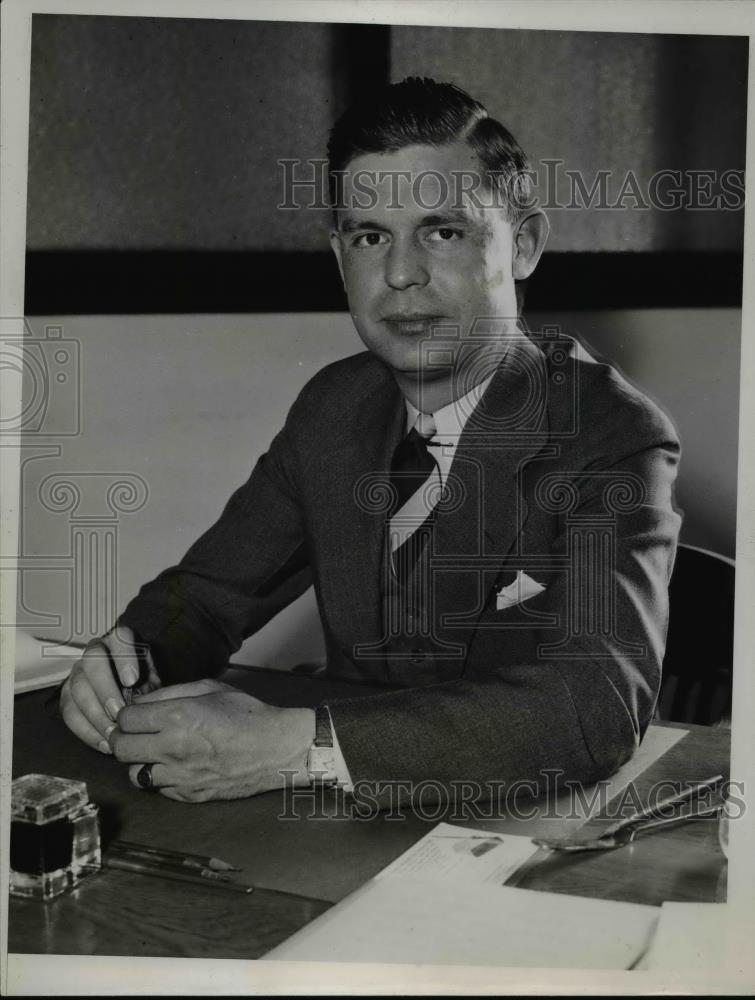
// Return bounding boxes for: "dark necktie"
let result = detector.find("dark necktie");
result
[388,425,438,518]
[389,415,438,579]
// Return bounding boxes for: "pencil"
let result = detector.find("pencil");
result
[103,854,254,893]
[111,839,241,872]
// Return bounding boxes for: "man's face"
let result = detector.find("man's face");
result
[330,141,521,391]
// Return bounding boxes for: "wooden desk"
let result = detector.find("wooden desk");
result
[8,667,730,958]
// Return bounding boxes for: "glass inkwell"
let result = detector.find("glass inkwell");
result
[10,774,101,900]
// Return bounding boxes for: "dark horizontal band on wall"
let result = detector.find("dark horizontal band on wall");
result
[24,250,743,314]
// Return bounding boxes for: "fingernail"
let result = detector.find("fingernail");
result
[105,698,121,721]
[122,666,138,686]
[105,723,116,739]
[98,739,111,755]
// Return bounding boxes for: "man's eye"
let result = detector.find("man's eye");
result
[426,228,462,243]
[352,232,388,248]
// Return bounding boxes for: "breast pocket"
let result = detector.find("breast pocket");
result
[495,570,546,610]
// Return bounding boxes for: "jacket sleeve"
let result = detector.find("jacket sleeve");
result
[326,436,682,796]
[117,417,311,685]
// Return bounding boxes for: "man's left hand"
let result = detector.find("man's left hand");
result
[108,679,315,802]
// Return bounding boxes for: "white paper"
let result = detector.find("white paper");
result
[263,875,659,969]
[264,821,658,968]
[639,902,730,971]
[13,630,80,694]
[543,724,689,837]
[376,822,539,885]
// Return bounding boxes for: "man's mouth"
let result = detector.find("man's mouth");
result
[381,313,446,336]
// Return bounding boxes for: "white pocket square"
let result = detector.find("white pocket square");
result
[495,571,546,610]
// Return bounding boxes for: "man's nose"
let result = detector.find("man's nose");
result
[384,238,429,290]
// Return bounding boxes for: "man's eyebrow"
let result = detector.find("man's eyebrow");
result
[418,210,476,227]
[338,217,391,234]
[338,210,477,234]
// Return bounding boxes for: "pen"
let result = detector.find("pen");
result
[431,834,504,840]
[109,852,232,881]
[111,839,241,872]
[102,854,254,893]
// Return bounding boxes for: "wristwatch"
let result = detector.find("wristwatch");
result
[306,705,339,786]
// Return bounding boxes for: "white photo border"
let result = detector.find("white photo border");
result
[1,0,754,994]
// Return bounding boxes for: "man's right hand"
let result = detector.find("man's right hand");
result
[60,625,160,753]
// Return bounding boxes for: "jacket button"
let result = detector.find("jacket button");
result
[410,648,426,664]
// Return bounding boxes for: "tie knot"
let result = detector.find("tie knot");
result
[414,412,436,439]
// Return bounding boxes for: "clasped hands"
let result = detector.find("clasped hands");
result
[60,626,315,802]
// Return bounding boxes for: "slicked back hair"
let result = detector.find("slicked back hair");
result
[327,77,533,221]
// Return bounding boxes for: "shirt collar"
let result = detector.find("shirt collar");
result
[404,372,495,444]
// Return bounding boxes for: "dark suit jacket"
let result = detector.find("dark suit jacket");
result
[119,331,681,791]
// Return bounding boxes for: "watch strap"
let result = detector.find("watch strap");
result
[314,703,334,748]
[308,705,338,786]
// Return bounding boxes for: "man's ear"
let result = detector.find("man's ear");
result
[330,230,346,286]
[512,210,549,281]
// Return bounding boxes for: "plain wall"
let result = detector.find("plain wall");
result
[27,15,746,254]
[27,16,337,251]
[16,309,740,667]
[390,27,747,253]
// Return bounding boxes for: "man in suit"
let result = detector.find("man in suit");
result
[60,78,681,803]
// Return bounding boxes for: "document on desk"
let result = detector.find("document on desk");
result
[638,902,729,971]
[375,822,539,884]
[264,824,659,968]
[13,630,80,694]
[550,724,689,837]
[264,875,658,968]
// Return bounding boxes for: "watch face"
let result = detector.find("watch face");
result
[308,746,338,785]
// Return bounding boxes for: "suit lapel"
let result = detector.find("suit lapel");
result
[431,333,554,650]
[313,336,555,673]
[314,362,405,654]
